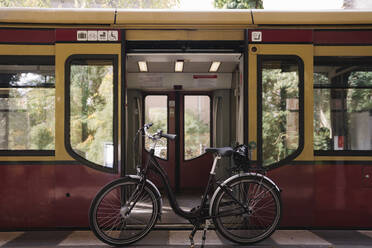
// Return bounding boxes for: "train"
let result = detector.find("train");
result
[0,8,371,229]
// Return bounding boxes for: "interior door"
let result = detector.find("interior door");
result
[144,92,213,191]
[179,93,213,190]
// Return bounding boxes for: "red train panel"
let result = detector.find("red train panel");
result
[1,162,371,229]
[0,164,118,229]
[269,163,372,228]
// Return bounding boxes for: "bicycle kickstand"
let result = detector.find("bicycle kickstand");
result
[201,220,210,248]
[189,224,198,248]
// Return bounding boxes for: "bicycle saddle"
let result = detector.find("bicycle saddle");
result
[205,147,233,157]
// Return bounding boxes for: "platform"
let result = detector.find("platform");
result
[1,229,372,247]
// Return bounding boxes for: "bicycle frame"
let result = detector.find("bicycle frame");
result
[140,148,215,221]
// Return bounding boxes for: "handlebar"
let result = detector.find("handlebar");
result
[143,123,177,141]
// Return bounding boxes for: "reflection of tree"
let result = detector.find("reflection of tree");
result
[144,107,167,159]
[3,73,55,150]
[184,109,209,160]
[347,71,372,112]
[314,70,372,151]
[70,65,113,165]
[27,87,55,149]
[262,68,299,166]
[314,73,332,150]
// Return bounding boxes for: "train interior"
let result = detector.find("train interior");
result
[125,53,244,198]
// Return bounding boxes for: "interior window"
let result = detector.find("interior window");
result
[69,57,115,167]
[184,95,211,160]
[144,95,168,159]
[0,56,55,154]
[259,56,303,166]
[314,57,372,153]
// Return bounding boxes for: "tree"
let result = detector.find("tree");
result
[0,0,50,7]
[261,67,299,166]
[343,0,372,9]
[214,0,263,9]
[70,64,114,166]
[0,0,180,8]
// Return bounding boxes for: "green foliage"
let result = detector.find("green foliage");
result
[347,71,372,112]
[3,73,55,151]
[313,73,332,150]
[313,70,372,151]
[0,0,180,8]
[105,0,180,8]
[30,123,54,149]
[0,0,50,7]
[144,103,168,159]
[214,0,263,9]
[261,68,299,166]
[184,109,210,160]
[70,64,113,166]
[314,127,331,150]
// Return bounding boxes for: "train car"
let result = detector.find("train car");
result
[0,8,371,229]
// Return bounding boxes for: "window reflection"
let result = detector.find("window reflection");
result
[314,57,372,151]
[184,95,210,160]
[70,60,114,167]
[260,59,300,166]
[144,95,168,159]
[0,60,55,151]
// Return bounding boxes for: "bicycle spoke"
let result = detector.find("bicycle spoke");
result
[213,177,280,244]
[91,180,159,246]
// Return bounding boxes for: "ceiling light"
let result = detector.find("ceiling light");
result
[138,61,148,72]
[175,60,184,72]
[209,61,221,72]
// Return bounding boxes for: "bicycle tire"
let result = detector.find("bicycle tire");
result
[211,175,281,244]
[89,177,160,246]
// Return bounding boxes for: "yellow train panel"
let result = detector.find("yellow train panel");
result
[252,10,372,25]
[0,7,115,24]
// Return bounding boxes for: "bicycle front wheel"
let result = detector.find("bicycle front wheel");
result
[89,178,160,246]
[211,176,281,244]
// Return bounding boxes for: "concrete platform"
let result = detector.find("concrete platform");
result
[1,229,372,247]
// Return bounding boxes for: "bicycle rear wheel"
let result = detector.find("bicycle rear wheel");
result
[211,176,281,244]
[89,178,160,246]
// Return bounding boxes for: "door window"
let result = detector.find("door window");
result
[144,95,168,159]
[67,56,117,169]
[258,56,304,167]
[184,95,211,160]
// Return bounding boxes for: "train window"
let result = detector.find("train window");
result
[66,55,118,169]
[258,56,304,167]
[314,57,372,155]
[0,56,55,155]
[144,95,168,160]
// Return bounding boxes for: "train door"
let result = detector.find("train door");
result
[125,53,243,191]
[55,31,122,226]
[144,92,212,190]
[247,30,313,226]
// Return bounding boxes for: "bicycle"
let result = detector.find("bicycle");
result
[89,123,282,247]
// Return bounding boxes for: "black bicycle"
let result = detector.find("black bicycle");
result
[89,123,281,247]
